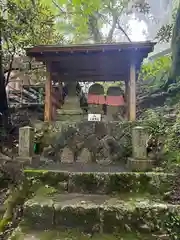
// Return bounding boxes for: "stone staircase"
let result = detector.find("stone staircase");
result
[9,169,180,240]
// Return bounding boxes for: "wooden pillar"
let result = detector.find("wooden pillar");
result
[128,62,136,121]
[44,63,52,122]
[58,81,63,107]
[125,80,129,120]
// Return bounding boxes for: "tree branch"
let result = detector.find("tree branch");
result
[52,0,66,14]
[99,12,131,43]
[107,14,118,42]
[116,21,132,42]
[88,14,102,42]
[3,35,16,85]
[5,53,15,86]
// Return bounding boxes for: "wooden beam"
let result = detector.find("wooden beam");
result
[26,42,155,56]
[34,53,132,64]
[44,63,52,122]
[128,62,136,121]
[56,75,126,82]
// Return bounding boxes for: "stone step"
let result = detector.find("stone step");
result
[22,193,180,234]
[24,169,175,195]
[57,109,83,115]
[10,228,168,240]
[55,109,84,121]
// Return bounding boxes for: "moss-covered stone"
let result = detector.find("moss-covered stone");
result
[2,169,177,238]
[23,197,54,230]
[68,173,106,193]
[0,178,31,233]
[55,205,100,233]
[24,170,176,196]
[22,193,180,234]
[24,170,69,187]
[35,186,58,197]
[9,228,168,240]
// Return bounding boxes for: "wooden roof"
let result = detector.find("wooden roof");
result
[26,42,156,82]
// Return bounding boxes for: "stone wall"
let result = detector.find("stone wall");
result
[35,120,135,164]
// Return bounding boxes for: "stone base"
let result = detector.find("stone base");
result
[127,158,155,171]
[15,156,40,168]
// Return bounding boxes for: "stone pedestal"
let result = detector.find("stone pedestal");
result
[63,83,82,112]
[89,104,103,114]
[57,83,83,122]
[127,126,154,171]
[17,126,39,167]
[63,96,82,111]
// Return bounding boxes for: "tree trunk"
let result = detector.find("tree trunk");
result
[0,31,9,128]
[170,2,180,79]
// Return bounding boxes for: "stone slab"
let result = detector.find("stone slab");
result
[36,162,126,172]
[16,156,40,168]
[77,148,91,163]
[24,169,174,195]
[23,193,180,233]
[132,126,149,160]
[0,153,11,161]
[19,126,34,158]
[61,147,74,163]
[10,229,159,240]
[127,157,155,171]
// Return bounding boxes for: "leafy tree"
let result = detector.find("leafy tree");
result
[139,56,171,92]
[46,0,151,43]
[0,0,62,123]
[2,0,64,82]
[155,0,178,43]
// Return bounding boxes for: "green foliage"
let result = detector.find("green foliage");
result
[140,108,180,166]
[164,113,180,163]
[140,56,171,82]
[1,0,66,83]
[139,56,171,94]
[171,1,180,79]
[165,212,180,240]
[140,109,168,137]
[156,0,178,43]
[43,0,151,43]
[156,24,173,43]
[2,0,61,50]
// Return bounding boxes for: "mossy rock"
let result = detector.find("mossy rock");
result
[68,173,106,193]
[24,170,175,196]
[24,170,69,189]
[9,228,166,240]
[22,197,54,230]
[22,193,180,234]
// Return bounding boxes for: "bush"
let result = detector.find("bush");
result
[140,108,180,167]
[165,114,180,163]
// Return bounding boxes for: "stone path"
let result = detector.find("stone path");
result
[37,161,127,172]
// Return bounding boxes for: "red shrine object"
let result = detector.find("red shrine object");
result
[106,95,125,106]
[88,94,106,105]
[88,94,125,106]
